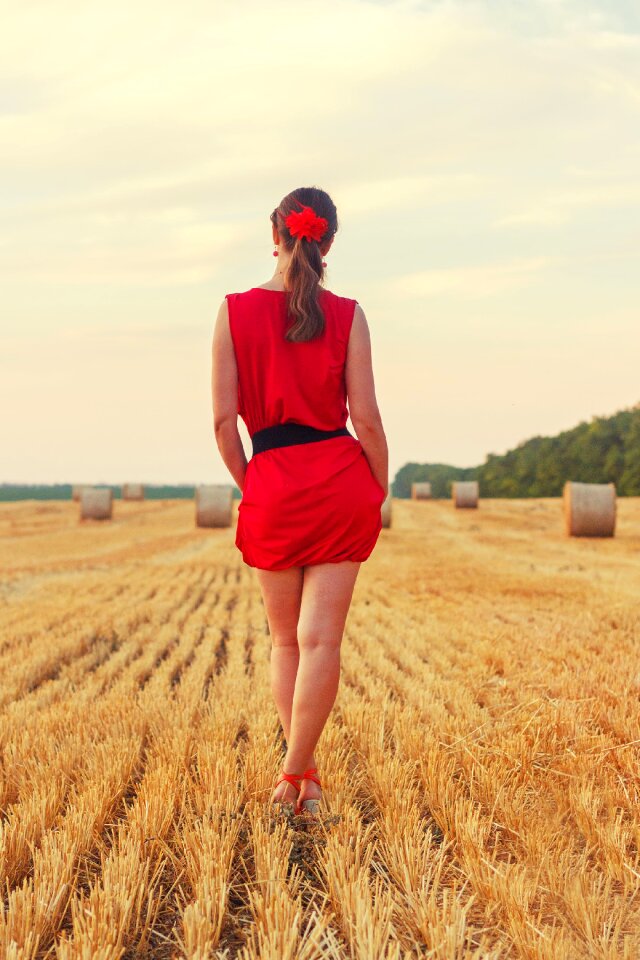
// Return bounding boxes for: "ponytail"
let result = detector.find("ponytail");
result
[271,187,338,343]
[285,234,324,341]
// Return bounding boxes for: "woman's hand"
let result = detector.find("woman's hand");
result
[375,476,389,499]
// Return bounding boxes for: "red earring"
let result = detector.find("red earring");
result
[322,260,327,267]
[273,248,279,257]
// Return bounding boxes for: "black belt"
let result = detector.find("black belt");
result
[251,422,353,456]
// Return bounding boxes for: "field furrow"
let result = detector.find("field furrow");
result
[1,497,638,957]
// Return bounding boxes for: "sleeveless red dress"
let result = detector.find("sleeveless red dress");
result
[226,286,386,571]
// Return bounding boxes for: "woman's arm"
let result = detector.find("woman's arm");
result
[345,303,389,496]
[211,297,248,493]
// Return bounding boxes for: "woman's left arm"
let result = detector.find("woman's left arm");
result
[211,297,248,493]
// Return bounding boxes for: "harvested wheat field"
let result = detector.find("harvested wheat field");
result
[1,496,639,959]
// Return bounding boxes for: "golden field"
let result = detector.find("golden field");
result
[0,496,639,959]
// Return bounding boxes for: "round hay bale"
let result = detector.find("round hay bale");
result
[563,481,616,537]
[196,484,233,528]
[453,481,479,509]
[411,482,432,500]
[122,483,144,501]
[80,487,113,520]
[72,484,89,501]
[381,492,392,528]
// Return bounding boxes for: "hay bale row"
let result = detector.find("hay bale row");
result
[78,483,143,520]
[410,480,480,508]
[408,477,616,537]
[411,480,479,507]
[74,484,144,502]
[76,483,234,527]
[77,478,618,538]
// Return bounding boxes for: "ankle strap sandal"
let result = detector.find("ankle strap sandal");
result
[272,770,302,811]
[300,767,322,815]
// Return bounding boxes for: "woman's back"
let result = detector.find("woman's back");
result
[225,286,357,437]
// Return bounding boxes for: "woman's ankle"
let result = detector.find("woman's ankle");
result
[283,754,316,774]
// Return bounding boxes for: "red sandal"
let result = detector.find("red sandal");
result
[272,770,302,810]
[299,767,322,815]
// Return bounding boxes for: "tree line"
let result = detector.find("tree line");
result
[393,402,640,498]
[0,484,206,502]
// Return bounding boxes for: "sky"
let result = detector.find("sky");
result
[1,0,639,485]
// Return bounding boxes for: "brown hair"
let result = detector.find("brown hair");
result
[270,186,338,343]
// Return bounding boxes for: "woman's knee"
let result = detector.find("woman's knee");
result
[270,630,299,649]
[297,626,342,653]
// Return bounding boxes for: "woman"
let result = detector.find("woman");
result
[211,186,388,815]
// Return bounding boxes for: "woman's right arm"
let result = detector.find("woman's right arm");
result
[345,303,389,497]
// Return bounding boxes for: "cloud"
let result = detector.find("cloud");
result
[389,257,552,299]
[2,0,640,480]
[494,178,640,228]
[335,174,484,217]
[3,0,640,290]
[0,213,252,285]
[493,209,570,227]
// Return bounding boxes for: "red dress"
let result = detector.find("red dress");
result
[225,286,386,571]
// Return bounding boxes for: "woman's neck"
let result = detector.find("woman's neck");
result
[262,262,291,291]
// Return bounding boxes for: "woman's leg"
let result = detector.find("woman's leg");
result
[254,565,307,803]
[284,560,361,804]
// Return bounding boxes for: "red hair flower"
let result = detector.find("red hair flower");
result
[284,204,328,242]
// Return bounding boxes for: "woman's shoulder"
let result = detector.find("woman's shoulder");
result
[318,289,360,344]
[225,285,358,306]
[223,287,280,314]
[318,287,359,311]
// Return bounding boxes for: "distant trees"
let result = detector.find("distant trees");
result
[0,484,216,502]
[392,402,640,498]
[619,412,640,495]
[393,462,477,499]
[479,404,640,497]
